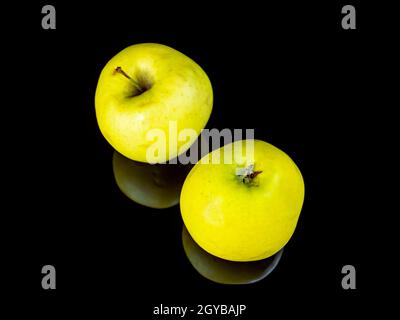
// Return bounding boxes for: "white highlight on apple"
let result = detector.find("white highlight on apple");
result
[146,121,255,164]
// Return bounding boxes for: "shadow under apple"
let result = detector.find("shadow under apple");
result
[112,151,192,209]
[182,226,283,285]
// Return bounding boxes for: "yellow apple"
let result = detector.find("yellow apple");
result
[112,151,191,209]
[182,226,283,285]
[95,43,213,163]
[180,139,305,262]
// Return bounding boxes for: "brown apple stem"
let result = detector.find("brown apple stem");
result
[249,171,263,179]
[114,66,143,93]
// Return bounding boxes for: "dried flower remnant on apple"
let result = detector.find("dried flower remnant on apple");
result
[236,164,262,185]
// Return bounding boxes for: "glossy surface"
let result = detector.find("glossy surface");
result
[9,3,372,313]
[182,226,283,285]
[113,151,192,209]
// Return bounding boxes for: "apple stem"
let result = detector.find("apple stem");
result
[249,171,263,179]
[114,67,143,93]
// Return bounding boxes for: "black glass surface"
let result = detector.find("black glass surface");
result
[3,1,389,317]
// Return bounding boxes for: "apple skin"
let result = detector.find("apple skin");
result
[182,226,283,285]
[95,43,213,163]
[180,139,305,262]
[112,151,192,209]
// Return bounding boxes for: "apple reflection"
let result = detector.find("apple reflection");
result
[182,226,283,285]
[112,151,192,209]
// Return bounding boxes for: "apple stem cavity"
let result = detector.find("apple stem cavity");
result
[114,66,144,94]
[236,164,262,185]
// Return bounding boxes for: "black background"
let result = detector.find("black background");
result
[3,1,395,318]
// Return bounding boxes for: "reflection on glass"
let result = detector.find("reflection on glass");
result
[182,226,283,285]
[112,151,192,209]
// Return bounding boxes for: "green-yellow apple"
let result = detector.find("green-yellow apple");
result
[180,139,305,262]
[113,151,192,209]
[95,43,213,163]
[182,226,283,285]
